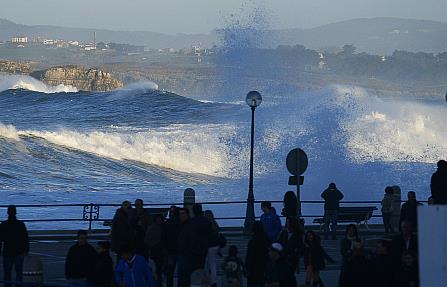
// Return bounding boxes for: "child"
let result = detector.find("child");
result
[222,245,245,287]
[304,230,334,287]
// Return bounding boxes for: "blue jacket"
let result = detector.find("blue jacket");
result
[115,255,156,287]
[260,209,282,242]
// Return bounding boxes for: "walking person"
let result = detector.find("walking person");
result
[381,186,395,233]
[303,230,334,287]
[245,221,269,287]
[91,241,114,287]
[111,201,134,257]
[204,210,220,287]
[130,199,152,258]
[0,205,29,287]
[260,201,282,243]
[264,243,297,287]
[321,182,344,240]
[277,216,303,273]
[115,245,156,287]
[65,230,98,285]
[222,245,245,287]
[145,214,165,287]
[176,207,195,287]
[190,204,212,272]
[338,224,363,287]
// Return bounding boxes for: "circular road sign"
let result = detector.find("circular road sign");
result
[286,148,308,175]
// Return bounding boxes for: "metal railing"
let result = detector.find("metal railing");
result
[0,199,397,231]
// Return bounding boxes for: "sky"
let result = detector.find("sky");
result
[1,0,447,34]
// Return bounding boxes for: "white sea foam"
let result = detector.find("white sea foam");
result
[0,74,78,93]
[0,123,20,140]
[120,81,159,91]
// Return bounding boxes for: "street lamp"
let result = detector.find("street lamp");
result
[244,91,262,233]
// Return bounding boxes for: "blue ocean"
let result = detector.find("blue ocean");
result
[0,75,446,228]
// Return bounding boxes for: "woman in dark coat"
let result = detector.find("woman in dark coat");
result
[245,221,270,287]
[338,224,362,287]
[277,216,303,272]
[304,230,334,287]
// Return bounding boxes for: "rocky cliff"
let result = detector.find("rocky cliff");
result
[0,60,33,74]
[31,65,123,92]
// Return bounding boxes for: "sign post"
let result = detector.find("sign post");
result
[286,148,308,217]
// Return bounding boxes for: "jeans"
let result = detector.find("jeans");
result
[324,210,338,239]
[3,255,25,287]
[382,212,393,233]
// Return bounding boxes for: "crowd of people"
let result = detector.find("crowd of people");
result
[0,159,445,287]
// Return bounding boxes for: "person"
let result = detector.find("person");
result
[162,206,180,287]
[392,251,419,287]
[260,201,282,243]
[321,182,344,240]
[381,186,395,233]
[341,245,371,287]
[204,210,220,287]
[111,201,134,255]
[115,245,156,287]
[303,230,334,287]
[65,230,98,285]
[338,224,362,287]
[145,214,165,287]
[391,186,402,232]
[190,204,212,272]
[277,216,303,273]
[264,243,297,287]
[430,160,447,204]
[130,199,152,258]
[91,241,114,287]
[245,221,270,287]
[391,221,418,269]
[176,207,195,287]
[399,191,422,231]
[222,245,245,287]
[0,205,29,287]
[281,191,298,218]
[369,240,393,287]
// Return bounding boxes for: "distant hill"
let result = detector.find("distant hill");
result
[2,18,447,54]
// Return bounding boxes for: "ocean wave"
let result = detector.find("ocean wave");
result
[0,74,78,93]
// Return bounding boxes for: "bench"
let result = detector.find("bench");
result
[103,207,170,226]
[313,206,378,230]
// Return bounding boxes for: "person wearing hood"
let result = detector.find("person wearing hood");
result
[321,183,344,240]
[260,201,281,243]
[431,160,447,204]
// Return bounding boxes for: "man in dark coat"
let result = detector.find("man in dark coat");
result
[129,198,152,258]
[321,182,344,240]
[245,221,270,287]
[111,200,134,254]
[399,191,422,230]
[431,160,447,204]
[162,206,180,287]
[176,208,195,287]
[391,221,418,269]
[91,241,114,287]
[0,205,29,287]
[65,230,98,284]
[190,203,212,271]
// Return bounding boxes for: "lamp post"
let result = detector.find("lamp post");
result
[244,91,262,234]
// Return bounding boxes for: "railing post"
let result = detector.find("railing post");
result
[83,203,100,231]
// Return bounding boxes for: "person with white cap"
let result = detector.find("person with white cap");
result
[264,242,297,287]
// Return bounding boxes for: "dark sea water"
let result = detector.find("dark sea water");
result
[0,75,446,228]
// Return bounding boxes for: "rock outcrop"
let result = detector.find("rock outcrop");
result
[31,65,123,92]
[0,60,33,74]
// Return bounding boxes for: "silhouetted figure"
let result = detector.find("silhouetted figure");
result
[304,230,334,287]
[278,217,303,273]
[111,201,134,254]
[245,221,269,287]
[391,186,402,232]
[392,251,419,287]
[342,246,371,287]
[264,243,297,287]
[431,160,447,204]
[321,182,344,240]
[338,224,362,287]
[0,205,29,287]
[260,201,281,243]
[391,221,418,270]
[115,245,156,287]
[65,230,98,285]
[91,241,114,287]
[204,210,220,287]
[130,199,152,258]
[162,206,180,287]
[399,191,422,230]
[281,191,298,218]
[370,240,393,287]
[222,245,245,287]
[176,207,194,287]
[381,186,395,233]
[145,214,165,287]
[190,204,212,271]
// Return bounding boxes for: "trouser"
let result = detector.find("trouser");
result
[177,255,191,287]
[204,246,219,285]
[382,212,393,233]
[164,255,177,287]
[324,210,338,239]
[3,255,25,287]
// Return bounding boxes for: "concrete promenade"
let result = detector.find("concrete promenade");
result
[0,225,389,287]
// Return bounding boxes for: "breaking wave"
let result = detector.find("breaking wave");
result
[0,74,78,93]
